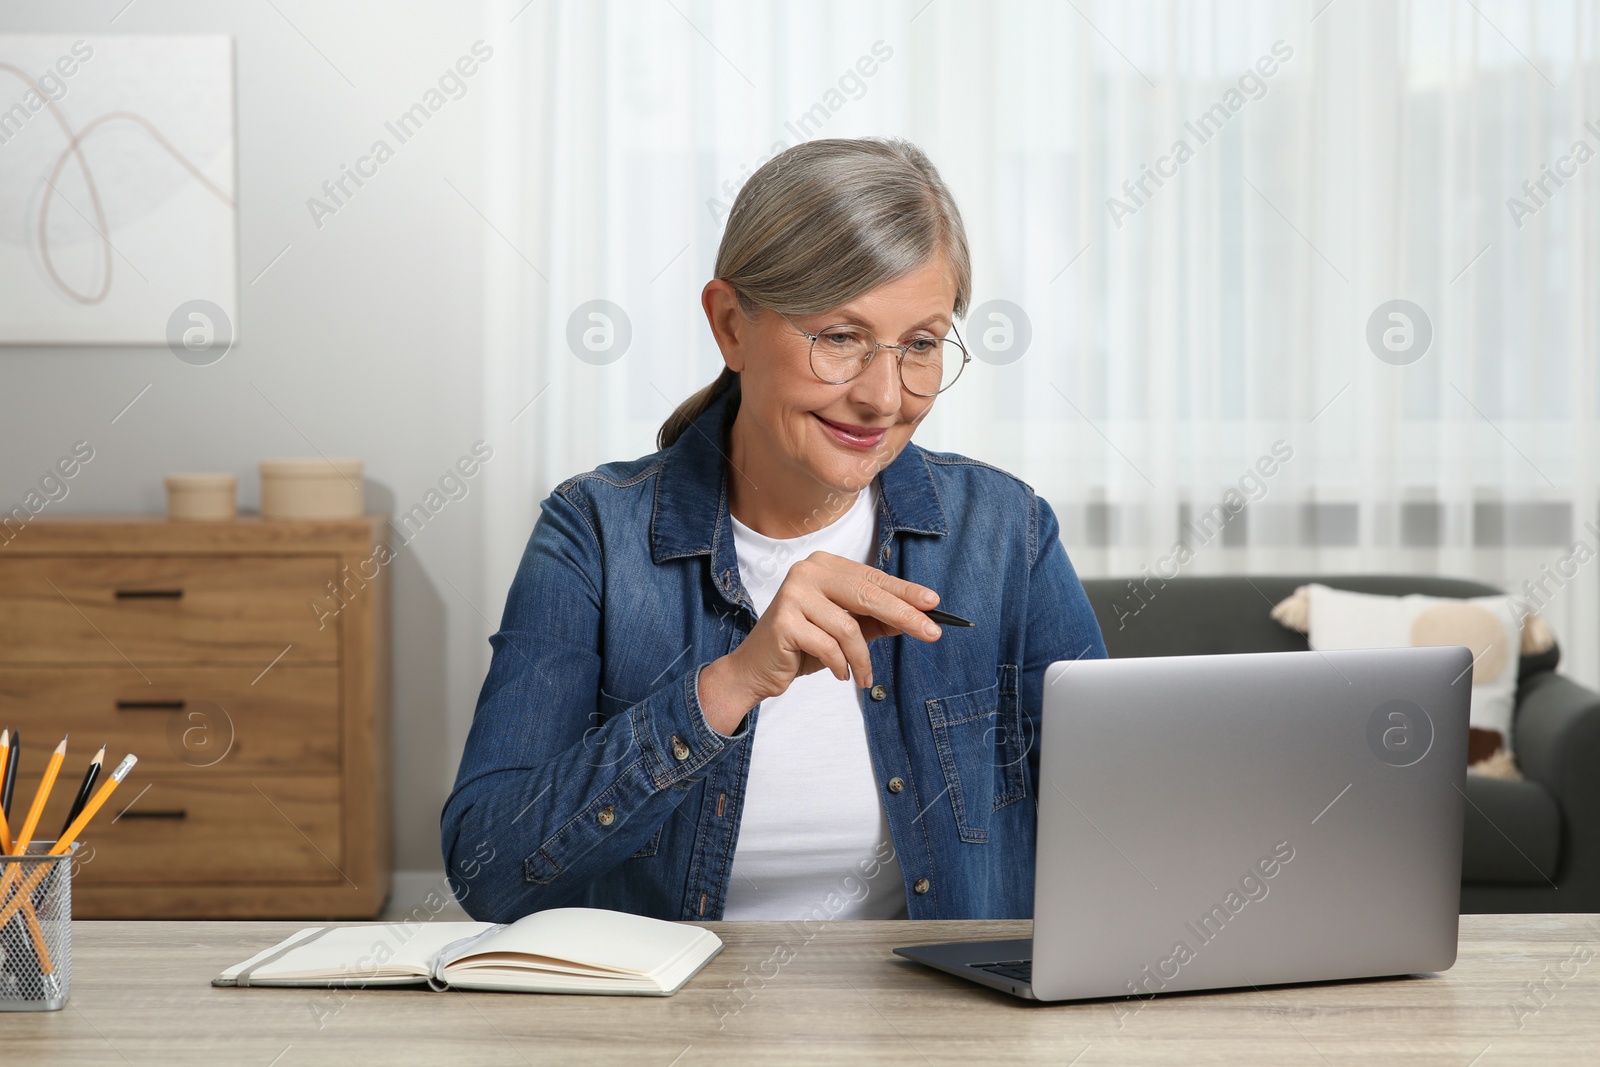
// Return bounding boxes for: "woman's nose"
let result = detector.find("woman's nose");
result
[848,347,902,413]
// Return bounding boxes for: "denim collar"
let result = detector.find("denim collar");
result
[651,383,949,589]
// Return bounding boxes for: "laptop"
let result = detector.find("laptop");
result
[895,645,1471,1002]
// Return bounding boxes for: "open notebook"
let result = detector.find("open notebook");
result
[212,907,723,996]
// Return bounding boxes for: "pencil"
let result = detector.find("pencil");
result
[0,729,11,855]
[0,755,137,931]
[0,731,32,947]
[1,728,17,822]
[52,754,137,857]
[17,892,58,979]
[0,735,74,977]
[0,738,98,981]
[12,735,66,856]
[60,744,105,839]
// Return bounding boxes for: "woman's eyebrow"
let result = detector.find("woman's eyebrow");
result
[830,309,952,334]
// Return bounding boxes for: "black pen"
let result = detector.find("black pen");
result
[2,728,17,818]
[61,743,106,838]
[925,607,975,627]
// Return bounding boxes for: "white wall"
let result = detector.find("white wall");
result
[0,0,501,889]
[9,1,1595,908]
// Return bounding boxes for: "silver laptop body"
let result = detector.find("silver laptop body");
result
[895,645,1471,1002]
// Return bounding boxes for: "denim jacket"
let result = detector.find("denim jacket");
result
[441,384,1107,922]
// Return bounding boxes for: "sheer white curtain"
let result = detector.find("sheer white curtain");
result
[479,0,1600,690]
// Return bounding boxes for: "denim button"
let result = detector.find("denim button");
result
[913,877,931,895]
[671,736,690,761]
[596,805,616,827]
[887,777,905,794]
[870,684,887,701]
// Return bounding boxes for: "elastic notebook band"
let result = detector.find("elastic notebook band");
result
[229,927,335,987]
[427,923,507,991]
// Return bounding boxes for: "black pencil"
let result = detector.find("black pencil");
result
[61,743,106,838]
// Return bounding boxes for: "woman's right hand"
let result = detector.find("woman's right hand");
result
[697,551,945,735]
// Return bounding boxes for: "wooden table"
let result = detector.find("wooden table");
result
[3,915,1598,1064]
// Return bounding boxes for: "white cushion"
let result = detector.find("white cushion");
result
[1304,583,1520,760]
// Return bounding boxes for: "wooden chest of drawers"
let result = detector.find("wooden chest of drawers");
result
[0,516,391,918]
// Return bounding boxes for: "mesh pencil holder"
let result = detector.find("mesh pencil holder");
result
[0,842,78,1011]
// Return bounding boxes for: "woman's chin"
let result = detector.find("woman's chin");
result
[809,453,895,496]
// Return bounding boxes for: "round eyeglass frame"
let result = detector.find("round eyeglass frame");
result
[773,309,971,397]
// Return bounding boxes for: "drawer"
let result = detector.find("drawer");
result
[0,666,340,775]
[0,555,340,664]
[46,777,345,886]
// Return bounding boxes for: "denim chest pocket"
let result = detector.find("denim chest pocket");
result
[925,666,1027,844]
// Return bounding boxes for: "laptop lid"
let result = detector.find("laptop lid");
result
[1032,645,1471,1003]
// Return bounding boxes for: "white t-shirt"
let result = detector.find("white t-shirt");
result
[720,476,908,921]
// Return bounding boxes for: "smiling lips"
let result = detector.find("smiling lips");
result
[814,413,889,449]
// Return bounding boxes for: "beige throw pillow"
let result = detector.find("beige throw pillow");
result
[1279,584,1525,777]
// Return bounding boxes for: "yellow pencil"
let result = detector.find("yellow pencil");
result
[16,888,57,978]
[52,753,136,856]
[0,734,66,975]
[12,735,66,856]
[0,728,12,855]
[0,734,70,976]
[0,754,137,932]
[0,726,26,965]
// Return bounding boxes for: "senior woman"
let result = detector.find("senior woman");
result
[442,136,1107,924]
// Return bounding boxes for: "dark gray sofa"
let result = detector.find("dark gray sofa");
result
[1077,574,1600,914]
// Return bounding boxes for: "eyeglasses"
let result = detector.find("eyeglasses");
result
[774,310,970,397]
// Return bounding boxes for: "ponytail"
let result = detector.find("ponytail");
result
[657,367,740,451]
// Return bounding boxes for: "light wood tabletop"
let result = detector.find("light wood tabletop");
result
[2,914,1597,1065]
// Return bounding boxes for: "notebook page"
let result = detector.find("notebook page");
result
[219,922,495,983]
[446,908,714,979]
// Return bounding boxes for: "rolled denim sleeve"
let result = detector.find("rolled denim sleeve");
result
[440,483,747,922]
[1020,491,1108,786]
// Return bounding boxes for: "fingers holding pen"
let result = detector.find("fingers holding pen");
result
[816,563,942,644]
[786,613,853,686]
[801,598,876,688]
[710,552,949,719]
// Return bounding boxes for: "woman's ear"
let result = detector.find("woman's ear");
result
[702,279,751,373]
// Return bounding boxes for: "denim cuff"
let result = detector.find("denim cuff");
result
[634,661,749,789]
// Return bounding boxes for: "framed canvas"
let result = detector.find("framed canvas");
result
[0,34,237,345]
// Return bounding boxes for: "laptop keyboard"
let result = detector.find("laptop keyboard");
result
[970,959,1032,982]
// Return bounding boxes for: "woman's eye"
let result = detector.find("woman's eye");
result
[907,338,938,353]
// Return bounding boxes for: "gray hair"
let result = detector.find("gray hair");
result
[658,136,971,450]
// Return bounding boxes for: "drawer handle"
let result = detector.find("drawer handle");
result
[114,589,184,600]
[118,809,188,820]
[116,700,187,711]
